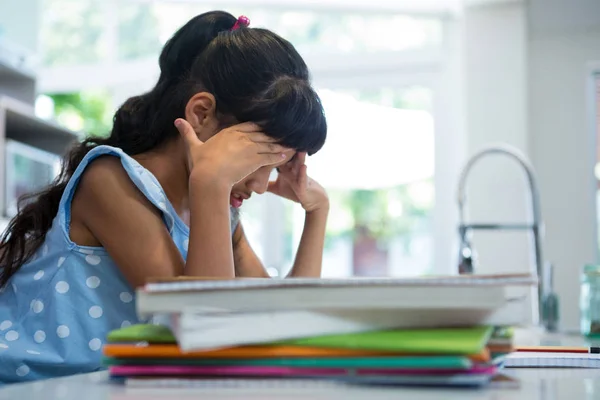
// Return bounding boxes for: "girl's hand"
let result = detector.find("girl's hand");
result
[267,152,329,213]
[175,118,289,188]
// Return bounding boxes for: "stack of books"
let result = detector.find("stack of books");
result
[103,274,534,388]
[103,324,511,387]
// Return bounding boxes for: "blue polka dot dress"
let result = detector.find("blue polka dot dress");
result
[0,146,239,384]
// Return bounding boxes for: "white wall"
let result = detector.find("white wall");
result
[433,18,467,275]
[462,2,533,278]
[528,0,600,330]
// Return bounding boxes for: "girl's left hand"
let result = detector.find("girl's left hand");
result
[267,152,329,213]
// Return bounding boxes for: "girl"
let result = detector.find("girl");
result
[0,11,328,383]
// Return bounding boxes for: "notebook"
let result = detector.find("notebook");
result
[110,326,493,355]
[144,273,536,290]
[124,377,347,389]
[103,355,472,369]
[280,326,494,355]
[103,343,490,362]
[107,324,175,344]
[103,344,406,359]
[109,364,497,378]
[171,301,529,350]
[136,274,535,315]
[124,374,494,388]
[503,352,600,368]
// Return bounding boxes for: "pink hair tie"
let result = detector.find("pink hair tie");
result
[231,16,250,31]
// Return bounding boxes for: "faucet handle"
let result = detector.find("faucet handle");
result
[541,262,559,331]
[458,224,477,275]
[458,227,476,274]
[458,241,475,274]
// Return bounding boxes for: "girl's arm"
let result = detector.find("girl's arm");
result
[262,152,330,278]
[287,207,328,277]
[232,207,329,278]
[186,172,236,277]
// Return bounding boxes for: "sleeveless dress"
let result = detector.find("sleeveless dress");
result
[0,145,239,384]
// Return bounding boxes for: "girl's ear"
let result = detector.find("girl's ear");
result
[184,92,219,142]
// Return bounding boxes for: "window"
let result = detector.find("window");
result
[135,3,442,57]
[41,0,106,66]
[40,1,443,65]
[118,3,162,61]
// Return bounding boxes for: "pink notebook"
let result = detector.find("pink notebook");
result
[109,365,496,377]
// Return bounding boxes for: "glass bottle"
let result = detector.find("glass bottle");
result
[580,265,600,337]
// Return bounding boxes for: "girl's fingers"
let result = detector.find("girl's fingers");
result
[246,133,293,156]
[233,122,264,133]
[256,142,289,155]
[276,164,294,182]
[260,152,288,166]
[298,164,308,190]
[267,180,280,195]
[293,152,306,176]
[247,132,279,143]
[297,152,307,165]
[174,119,203,147]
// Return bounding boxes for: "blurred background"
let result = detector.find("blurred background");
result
[0,0,599,329]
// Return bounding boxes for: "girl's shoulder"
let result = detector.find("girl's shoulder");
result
[61,145,180,233]
[75,154,141,202]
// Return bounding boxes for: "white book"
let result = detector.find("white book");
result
[143,274,536,293]
[137,274,535,317]
[170,296,531,351]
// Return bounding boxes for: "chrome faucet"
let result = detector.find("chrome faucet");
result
[456,144,549,328]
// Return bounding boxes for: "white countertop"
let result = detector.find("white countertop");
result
[3,369,600,400]
[2,329,600,400]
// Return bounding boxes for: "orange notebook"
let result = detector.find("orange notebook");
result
[103,344,490,363]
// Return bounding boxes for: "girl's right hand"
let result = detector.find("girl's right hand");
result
[174,118,289,188]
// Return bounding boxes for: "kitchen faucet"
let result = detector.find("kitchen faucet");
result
[456,144,550,328]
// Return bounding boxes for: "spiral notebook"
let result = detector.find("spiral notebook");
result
[503,352,600,368]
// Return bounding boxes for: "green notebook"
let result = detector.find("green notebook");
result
[107,324,176,344]
[107,324,491,355]
[279,327,493,355]
[103,355,472,369]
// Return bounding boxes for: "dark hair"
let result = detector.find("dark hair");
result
[0,11,327,288]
